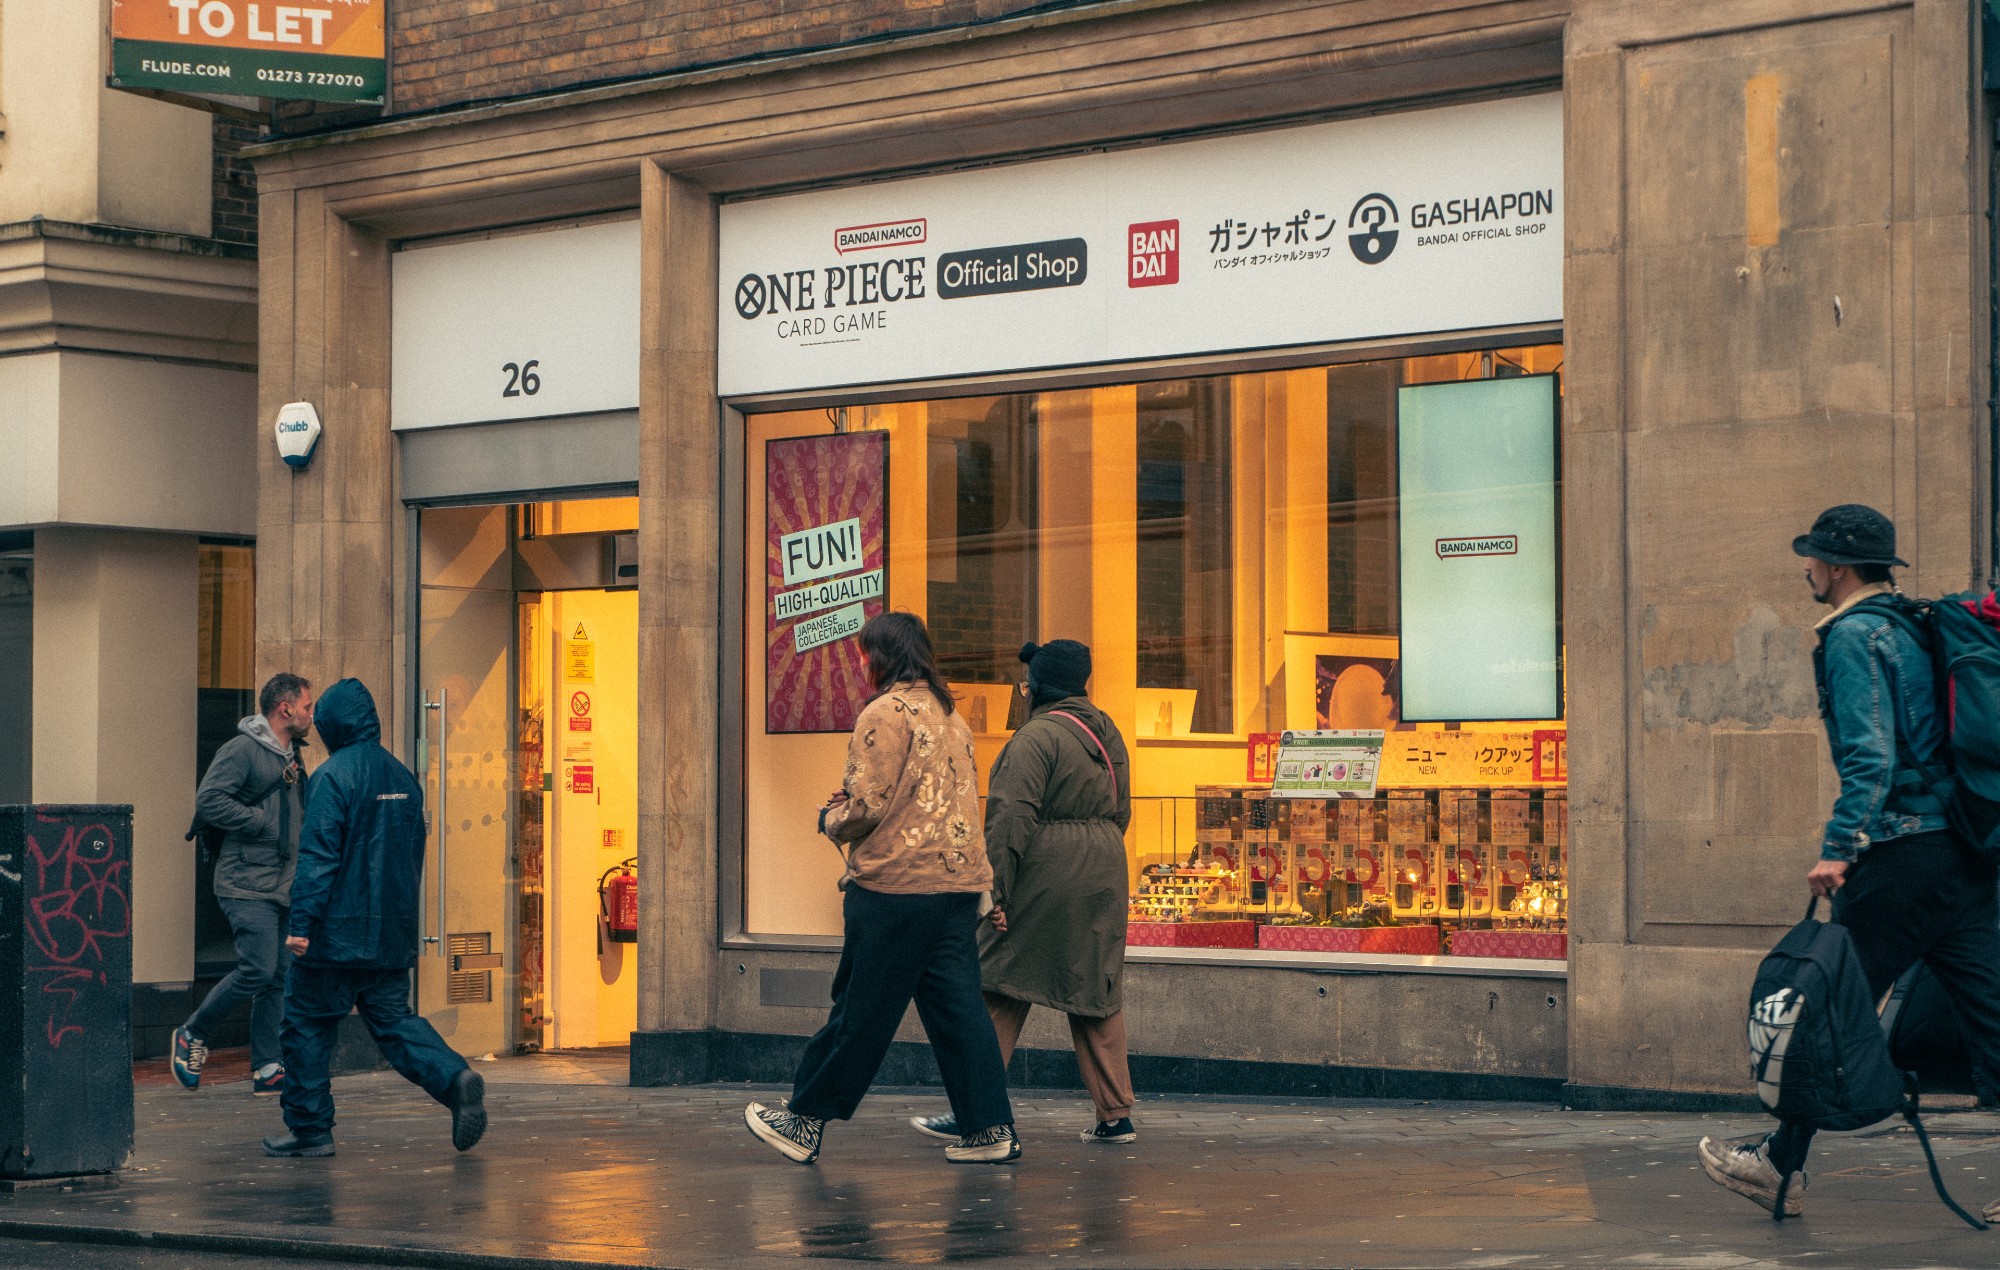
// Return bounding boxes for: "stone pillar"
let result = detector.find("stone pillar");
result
[1563,0,1987,1100]
[31,528,197,988]
[632,163,722,1082]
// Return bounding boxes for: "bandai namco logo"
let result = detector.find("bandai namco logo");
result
[1128,219,1178,288]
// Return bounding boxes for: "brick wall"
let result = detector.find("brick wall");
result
[388,0,1097,117]
[211,116,262,247]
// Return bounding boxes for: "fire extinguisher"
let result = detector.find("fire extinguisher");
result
[598,858,638,951]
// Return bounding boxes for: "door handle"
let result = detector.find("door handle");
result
[424,692,446,952]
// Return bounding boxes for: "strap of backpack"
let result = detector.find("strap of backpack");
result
[1902,1076,1991,1231]
[1044,710,1121,799]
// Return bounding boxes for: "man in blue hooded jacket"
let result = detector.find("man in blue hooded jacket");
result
[263,677,488,1158]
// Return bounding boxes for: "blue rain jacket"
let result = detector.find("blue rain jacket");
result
[289,678,428,968]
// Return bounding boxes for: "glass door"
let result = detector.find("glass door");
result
[415,505,518,1057]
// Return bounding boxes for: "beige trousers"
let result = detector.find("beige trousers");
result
[984,991,1135,1124]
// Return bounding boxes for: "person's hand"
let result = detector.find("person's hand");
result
[988,906,1008,933]
[824,790,849,808]
[285,936,310,956]
[1807,859,1849,899]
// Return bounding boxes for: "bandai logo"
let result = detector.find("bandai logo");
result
[1128,220,1179,288]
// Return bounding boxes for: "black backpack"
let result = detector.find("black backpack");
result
[1747,900,1987,1228]
[1852,591,2000,862]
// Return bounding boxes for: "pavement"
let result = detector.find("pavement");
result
[6,1050,2000,1268]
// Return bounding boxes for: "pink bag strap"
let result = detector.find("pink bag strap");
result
[1044,710,1120,798]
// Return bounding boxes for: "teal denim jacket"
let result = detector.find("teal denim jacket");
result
[1813,596,1950,861]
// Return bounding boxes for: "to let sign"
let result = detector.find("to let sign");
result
[111,0,386,103]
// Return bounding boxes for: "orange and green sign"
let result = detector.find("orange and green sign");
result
[110,0,385,103]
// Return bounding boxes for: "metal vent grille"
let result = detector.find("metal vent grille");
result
[447,932,494,1004]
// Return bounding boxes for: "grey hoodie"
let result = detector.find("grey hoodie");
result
[195,714,305,902]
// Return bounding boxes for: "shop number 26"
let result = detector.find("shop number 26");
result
[501,359,542,397]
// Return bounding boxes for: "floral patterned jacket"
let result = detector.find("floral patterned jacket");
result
[821,683,992,894]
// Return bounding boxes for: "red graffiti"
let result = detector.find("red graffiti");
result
[22,817,130,1049]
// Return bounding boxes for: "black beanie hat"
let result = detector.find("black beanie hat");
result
[1019,640,1092,698]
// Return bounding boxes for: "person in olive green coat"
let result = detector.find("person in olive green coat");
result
[909,639,1138,1146]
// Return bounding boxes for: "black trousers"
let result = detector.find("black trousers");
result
[1769,832,2000,1175]
[789,884,1014,1134]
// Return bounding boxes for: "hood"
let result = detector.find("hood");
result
[313,678,381,754]
[238,712,296,758]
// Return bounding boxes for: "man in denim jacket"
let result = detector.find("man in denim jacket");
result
[1699,505,2000,1219]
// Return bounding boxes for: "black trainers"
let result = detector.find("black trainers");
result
[252,1063,285,1098]
[447,1069,488,1152]
[908,1113,958,1142]
[745,1101,824,1164]
[1080,1117,1137,1143]
[170,1025,207,1091]
[262,1131,334,1158]
[945,1122,1021,1163]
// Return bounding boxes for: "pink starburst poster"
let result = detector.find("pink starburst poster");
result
[765,431,889,734]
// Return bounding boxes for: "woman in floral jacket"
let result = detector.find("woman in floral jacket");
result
[746,612,1019,1166]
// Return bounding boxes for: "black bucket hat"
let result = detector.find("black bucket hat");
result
[1791,503,1907,568]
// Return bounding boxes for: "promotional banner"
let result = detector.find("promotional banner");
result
[391,220,641,430]
[766,432,889,734]
[1269,731,1385,799]
[1396,375,1560,722]
[111,0,386,103]
[718,93,1560,396]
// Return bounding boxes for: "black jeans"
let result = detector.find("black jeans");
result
[278,963,469,1137]
[185,898,288,1069]
[1768,832,2000,1175]
[790,885,1014,1134]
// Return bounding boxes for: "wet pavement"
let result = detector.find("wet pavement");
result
[5,1050,2000,1267]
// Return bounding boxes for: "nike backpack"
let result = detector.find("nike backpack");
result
[1746,900,1986,1228]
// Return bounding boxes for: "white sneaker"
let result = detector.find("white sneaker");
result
[745,1101,823,1164]
[1697,1134,1805,1216]
[945,1122,1021,1163]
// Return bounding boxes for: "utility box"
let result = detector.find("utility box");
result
[0,806,134,1179]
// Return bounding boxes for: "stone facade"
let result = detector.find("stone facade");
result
[246,0,1994,1098]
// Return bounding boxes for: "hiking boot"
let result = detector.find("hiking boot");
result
[262,1132,335,1158]
[447,1069,488,1152]
[908,1113,958,1142]
[745,1101,823,1164]
[170,1026,207,1091]
[1079,1117,1137,1144]
[251,1063,285,1098]
[945,1123,1021,1164]
[1697,1134,1805,1216]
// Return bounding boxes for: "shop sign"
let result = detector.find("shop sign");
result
[1269,731,1385,799]
[717,93,1560,396]
[1396,375,1560,722]
[110,0,386,103]
[390,220,640,430]
[1382,730,1562,787]
[766,432,889,733]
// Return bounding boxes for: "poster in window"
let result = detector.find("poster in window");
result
[766,431,890,733]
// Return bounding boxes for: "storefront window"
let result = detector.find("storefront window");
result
[742,344,1566,961]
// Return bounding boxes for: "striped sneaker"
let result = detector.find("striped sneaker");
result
[745,1101,823,1164]
[945,1122,1021,1164]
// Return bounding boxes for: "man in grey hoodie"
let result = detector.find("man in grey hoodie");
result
[172,673,313,1095]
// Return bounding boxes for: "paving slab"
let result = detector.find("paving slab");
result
[3,1052,1999,1267]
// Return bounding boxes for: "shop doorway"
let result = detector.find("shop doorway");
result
[415,497,638,1055]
